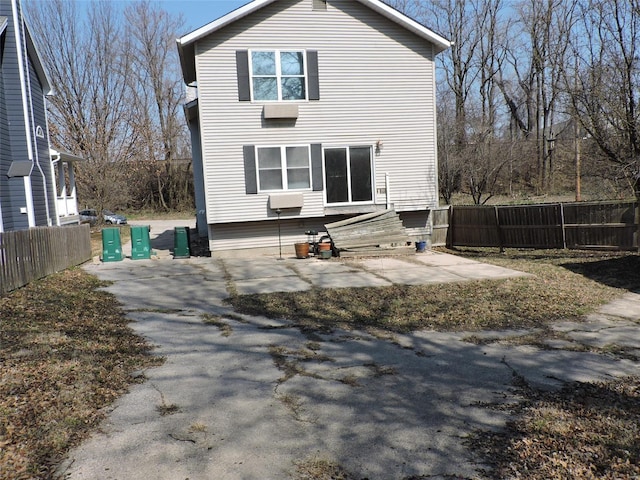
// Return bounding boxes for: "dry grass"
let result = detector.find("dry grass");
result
[202,313,233,336]
[0,268,161,480]
[228,249,638,333]
[469,377,640,479]
[124,210,193,221]
[295,457,354,480]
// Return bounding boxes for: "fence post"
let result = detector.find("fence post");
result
[636,200,640,253]
[446,205,453,248]
[635,177,640,253]
[494,206,504,253]
[560,203,567,250]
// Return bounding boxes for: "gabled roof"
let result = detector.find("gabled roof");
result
[177,0,451,84]
[0,6,53,95]
[24,18,53,96]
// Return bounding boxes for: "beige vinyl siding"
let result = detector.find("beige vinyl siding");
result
[209,215,343,252]
[195,0,438,226]
[210,209,431,252]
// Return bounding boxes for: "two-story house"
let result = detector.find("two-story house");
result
[0,0,82,231]
[0,0,58,231]
[177,0,450,255]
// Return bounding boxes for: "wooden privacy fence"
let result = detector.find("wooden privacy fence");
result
[0,224,92,295]
[430,207,451,247]
[444,200,638,251]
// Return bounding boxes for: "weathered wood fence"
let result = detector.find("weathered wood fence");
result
[430,207,451,247]
[437,200,638,251]
[0,224,92,295]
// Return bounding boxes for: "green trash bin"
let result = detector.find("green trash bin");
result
[130,225,151,260]
[102,227,123,262]
[174,226,191,259]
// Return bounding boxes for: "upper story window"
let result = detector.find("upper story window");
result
[237,50,319,102]
[250,50,307,101]
[257,145,311,191]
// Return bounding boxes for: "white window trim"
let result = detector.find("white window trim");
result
[249,49,309,102]
[323,145,376,206]
[256,144,313,192]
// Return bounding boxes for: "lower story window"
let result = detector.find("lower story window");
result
[324,146,373,204]
[257,145,311,191]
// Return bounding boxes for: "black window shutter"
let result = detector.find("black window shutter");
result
[311,143,323,191]
[236,50,251,101]
[307,51,320,101]
[243,145,258,194]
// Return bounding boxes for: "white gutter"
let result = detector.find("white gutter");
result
[385,172,391,209]
[50,150,61,225]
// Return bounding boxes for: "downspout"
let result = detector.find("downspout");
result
[68,161,77,212]
[385,172,391,210]
[12,0,35,227]
[432,49,440,209]
[42,82,57,224]
[51,151,62,224]
[0,191,4,232]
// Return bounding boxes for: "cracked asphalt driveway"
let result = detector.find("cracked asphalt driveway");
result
[56,248,640,480]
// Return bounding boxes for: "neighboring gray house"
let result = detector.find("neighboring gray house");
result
[177,0,450,254]
[0,0,60,232]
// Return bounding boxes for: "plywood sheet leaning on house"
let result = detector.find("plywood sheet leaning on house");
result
[324,209,413,256]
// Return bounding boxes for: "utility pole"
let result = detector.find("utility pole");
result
[573,56,581,202]
[635,176,640,253]
[574,119,581,202]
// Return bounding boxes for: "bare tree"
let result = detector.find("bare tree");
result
[496,0,578,192]
[25,0,194,212]
[25,0,137,211]
[429,0,485,148]
[436,90,464,204]
[125,1,186,163]
[124,1,189,210]
[568,0,640,195]
[477,0,503,137]
[386,0,640,201]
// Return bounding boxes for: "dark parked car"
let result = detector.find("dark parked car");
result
[79,209,98,225]
[103,210,127,225]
